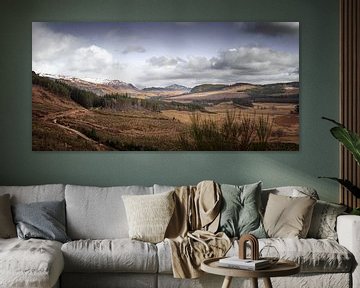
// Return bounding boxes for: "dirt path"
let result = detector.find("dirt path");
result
[54,122,110,151]
[44,108,112,151]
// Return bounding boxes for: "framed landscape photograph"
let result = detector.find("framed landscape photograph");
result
[32,22,299,151]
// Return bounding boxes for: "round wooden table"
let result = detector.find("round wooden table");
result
[201,257,300,288]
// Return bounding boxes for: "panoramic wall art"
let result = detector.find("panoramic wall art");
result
[32,22,299,151]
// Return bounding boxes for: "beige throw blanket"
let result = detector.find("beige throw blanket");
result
[165,181,231,279]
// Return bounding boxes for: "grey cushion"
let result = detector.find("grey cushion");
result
[61,239,158,273]
[0,194,16,238]
[12,200,70,243]
[0,238,64,288]
[218,182,266,238]
[65,185,153,239]
[307,200,347,240]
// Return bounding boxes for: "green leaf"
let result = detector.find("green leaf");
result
[319,177,360,198]
[351,208,360,215]
[330,126,360,165]
[322,117,360,165]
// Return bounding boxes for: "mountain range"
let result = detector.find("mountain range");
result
[38,73,190,97]
[35,72,299,103]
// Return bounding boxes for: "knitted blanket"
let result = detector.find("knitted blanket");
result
[165,180,231,278]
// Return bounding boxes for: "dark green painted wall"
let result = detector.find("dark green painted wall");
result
[0,0,340,202]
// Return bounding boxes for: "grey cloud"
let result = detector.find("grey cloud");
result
[210,47,298,75]
[122,45,146,54]
[140,46,298,86]
[240,22,299,37]
[147,56,183,67]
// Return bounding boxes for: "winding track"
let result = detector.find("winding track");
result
[44,109,112,151]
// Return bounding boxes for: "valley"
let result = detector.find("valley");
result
[32,73,299,151]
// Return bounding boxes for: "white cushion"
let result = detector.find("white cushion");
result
[65,185,153,239]
[0,238,63,288]
[61,239,158,273]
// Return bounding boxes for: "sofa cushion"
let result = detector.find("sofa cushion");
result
[12,200,70,243]
[0,184,65,204]
[218,182,266,238]
[122,191,175,243]
[65,185,153,239]
[153,184,176,194]
[307,200,347,240]
[0,194,16,238]
[261,186,319,213]
[263,193,316,238]
[61,239,158,273]
[0,238,64,288]
[157,237,353,274]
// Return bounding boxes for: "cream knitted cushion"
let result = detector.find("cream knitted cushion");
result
[122,191,175,243]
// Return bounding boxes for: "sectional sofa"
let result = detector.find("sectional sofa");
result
[0,183,359,288]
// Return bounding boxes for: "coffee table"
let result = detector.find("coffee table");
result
[201,257,300,288]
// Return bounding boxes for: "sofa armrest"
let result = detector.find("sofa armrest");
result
[337,215,360,288]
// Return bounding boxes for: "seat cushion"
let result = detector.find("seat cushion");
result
[0,238,64,288]
[157,238,354,274]
[229,238,354,273]
[61,239,158,273]
[65,185,153,239]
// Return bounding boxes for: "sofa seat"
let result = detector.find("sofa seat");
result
[255,238,354,273]
[157,238,354,274]
[61,239,158,273]
[0,238,63,288]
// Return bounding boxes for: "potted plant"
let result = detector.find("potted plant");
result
[320,117,360,215]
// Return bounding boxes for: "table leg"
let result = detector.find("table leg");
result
[263,277,273,288]
[251,278,258,288]
[221,276,233,288]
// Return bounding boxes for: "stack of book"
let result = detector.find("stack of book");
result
[218,257,271,270]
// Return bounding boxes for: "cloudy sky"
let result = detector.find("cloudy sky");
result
[32,22,299,88]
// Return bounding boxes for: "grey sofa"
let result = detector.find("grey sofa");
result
[0,184,359,288]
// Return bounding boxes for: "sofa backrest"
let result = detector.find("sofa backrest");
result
[261,186,319,212]
[153,184,176,194]
[65,184,153,240]
[0,184,65,204]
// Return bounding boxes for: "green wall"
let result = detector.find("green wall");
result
[0,0,340,202]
